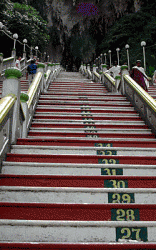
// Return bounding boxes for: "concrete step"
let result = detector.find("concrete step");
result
[35,106,136,111]
[34,112,139,117]
[40,96,128,100]
[1,175,156,188]
[1,186,156,204]
[27,136,156,141]
[5,153,156,165]
[0,220,156,243]
[11,145,156,156]
[29,127,151,134]
[31,123,148,129]
[17,138,156,147]
[28,131,154,139]
[0,243,156,250]
[37,105,134,110]
[32,119,146,125]
[33,114,141,119]
[2,162,156,176]
[38,101,133,106]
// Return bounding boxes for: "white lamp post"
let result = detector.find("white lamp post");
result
[100,54,103,64]
[13,33,18,49]
[104,53,107,64]
[141,41,146,72]
[44,52,46,62]
[0,22,4,30]
[116,48,120,65]
[108,50,111,67]
[23,39,27,52]
[125,44,130,71]
[35,46,38,57]
[30,46,33,59]
[23,39,27,59]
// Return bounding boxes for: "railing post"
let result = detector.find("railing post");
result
[121,65,129,95]
[20,93,29,138]
[2,68,22,143]
[37,63,45,92]
[11,49,16,63]
[0,53,3,77]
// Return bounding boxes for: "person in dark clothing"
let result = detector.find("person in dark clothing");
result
[131,60,150,91]
[26,59,37,85]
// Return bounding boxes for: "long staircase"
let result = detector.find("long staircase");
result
[1,72,156,249]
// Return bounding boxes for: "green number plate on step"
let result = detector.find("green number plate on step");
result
[101,168,123,175]
[116,227,147,242]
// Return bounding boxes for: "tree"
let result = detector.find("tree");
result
[0,1,50,57]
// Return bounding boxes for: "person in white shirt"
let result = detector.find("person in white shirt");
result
[15,56,21,70]
[108,61,121,78]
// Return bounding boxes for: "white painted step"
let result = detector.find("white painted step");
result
[0,220,154,243]
[39,97,128,101]
[32,120,146,125]
[0,186,156,204]
[11,145,156,156]
[29,127,151,134]
[27,136,156,141]
[37,106,135,110]
[2,162,156,176]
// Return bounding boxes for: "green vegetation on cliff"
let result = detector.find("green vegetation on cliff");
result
[0,0,49,57]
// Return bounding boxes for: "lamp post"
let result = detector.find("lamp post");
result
[35,46,38,58]
[23,39,27,58]
[100,54,103,64]
[104,53,107,64]
[13,33,18,50]
[108,50,111,67]
[116,48,120,65]
[44,52,46,62]
[0,22,4,30]
[125,44,130,71]
[98,56,100,68]
[12,33,18,59]
[30,46,33,59]
[141,41,146,72]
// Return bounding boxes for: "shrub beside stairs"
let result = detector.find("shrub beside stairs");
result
[0,72,156,249]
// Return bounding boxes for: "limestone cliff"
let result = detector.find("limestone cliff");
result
[45,0,142,70]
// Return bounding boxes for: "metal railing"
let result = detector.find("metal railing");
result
[0,94,17,167]
[102,72,116,92]
[124,74,156,134]
[0,64,61,168]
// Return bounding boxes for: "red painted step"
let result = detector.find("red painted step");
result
[0,203,156,221]
[38,102,133,107]
[33,115,142,121]
[28,131,154,138]
[35,108,138,114]
[1,175,156,188]
[6,154,156,164]
[17,138,156,147]
[0,243,155,250]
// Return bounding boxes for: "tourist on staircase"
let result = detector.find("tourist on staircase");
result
[131,60,150,91]
[26,59,37,85]
[108,61,121,79]
[15,56,21,70]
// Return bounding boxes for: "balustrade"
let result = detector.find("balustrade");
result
[0,61,61,168]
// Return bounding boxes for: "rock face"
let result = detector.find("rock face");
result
[46,0,140,70]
